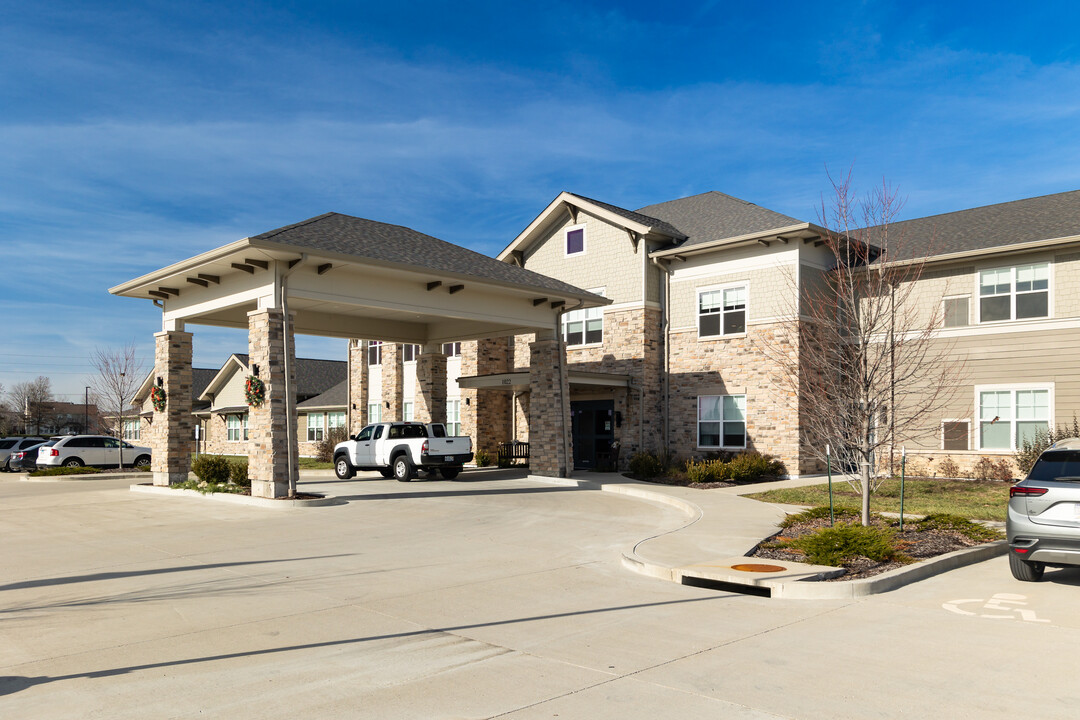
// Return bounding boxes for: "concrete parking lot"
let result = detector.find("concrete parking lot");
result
[2,470,1078,719]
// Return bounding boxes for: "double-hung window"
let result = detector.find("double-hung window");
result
[698,395,746,448]
[402,401,414,422]
[563,289,604,346]
[327,412,345,433]
[446,399,461,436]
[227,414,248,442]
[978,387,1050,450]
[699,285,747,337]
[978,263,1049,322]
[367,402,381,423]
[306,413,324,442]
[367,341,382,365]
[402,344,420,362]
[123,418,140,441]
[442,342,462,357]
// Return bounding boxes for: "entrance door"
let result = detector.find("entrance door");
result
[571,400,615,470]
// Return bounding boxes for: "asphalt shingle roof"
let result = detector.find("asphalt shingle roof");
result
[252,213,596,297]
[231,353,346,402]
[875,189,1080,261]
[636,191,806,251]
[296,379,347,409]
[566,193,685,238]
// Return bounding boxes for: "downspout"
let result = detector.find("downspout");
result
[280,254,307,497]
[651,256,672,452]
[555,299,585,477]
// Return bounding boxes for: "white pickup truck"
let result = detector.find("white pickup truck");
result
[333,422,473,481]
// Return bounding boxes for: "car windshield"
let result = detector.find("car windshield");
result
[1027,450,1080,482]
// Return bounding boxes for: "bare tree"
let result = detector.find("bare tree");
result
[760,170,963,525]
[89,342,146,469]
[9,377,54,435]
[0,383,9,435]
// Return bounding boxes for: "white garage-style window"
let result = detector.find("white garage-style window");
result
[698,395,746,449]
[978,262,1050,323]
[699,284,747,338]
[307,413,324,442]
[977,385,1051,451]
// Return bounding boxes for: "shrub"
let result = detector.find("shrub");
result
[629,452,665,479]
[685,458,728,483]
[726,452,785,482]
[779,506,861,528]
[971,457,995,481]
[229,459,250,487]
[913,513,1003,542]
[173,478,246,495]
[316,427,349,463]
[190,454,231,484]
[781,523,910,567]
[937,457,960,478]
[474,449,492,467]
[973,456,1014,481]
[1015,416,1080,475]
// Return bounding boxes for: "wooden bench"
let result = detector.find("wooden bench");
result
[497,441,530,467]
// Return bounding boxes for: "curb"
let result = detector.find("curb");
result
[530,473,1008,599]
[129,483,337,509]
[19,472,149,483]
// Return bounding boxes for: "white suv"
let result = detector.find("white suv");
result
[36,435,151,469]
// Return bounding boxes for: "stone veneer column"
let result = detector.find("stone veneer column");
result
[152,330,193,486]
[528,333,571,477]
[414,345,447,423]
[348,339,369,433]
[247,308,298,499]
[381,343,404,421]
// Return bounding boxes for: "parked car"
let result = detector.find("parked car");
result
[0,437,46,471]
[333,422,473,481]
[6,442,47,472]
[36,435,152,469]
[1007,437,1080,581]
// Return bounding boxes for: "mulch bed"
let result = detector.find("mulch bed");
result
[751,515,991,580]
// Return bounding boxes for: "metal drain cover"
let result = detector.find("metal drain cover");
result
[729,563,786,573]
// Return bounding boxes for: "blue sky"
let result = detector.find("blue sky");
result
[3,1,1080,400]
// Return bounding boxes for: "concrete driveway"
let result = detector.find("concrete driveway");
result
[2,470,1078,719]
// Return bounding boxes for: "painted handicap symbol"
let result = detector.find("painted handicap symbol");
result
[942,593,1049,622]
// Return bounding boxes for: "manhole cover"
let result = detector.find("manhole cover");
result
[730,563,786,573]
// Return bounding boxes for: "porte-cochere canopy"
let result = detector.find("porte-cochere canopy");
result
[110,213,608,497]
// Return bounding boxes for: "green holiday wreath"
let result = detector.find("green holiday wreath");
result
[150,385,167,412]
[245,376,266,407]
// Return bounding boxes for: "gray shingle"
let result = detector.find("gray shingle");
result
[252,213,598,297]
[637,191,806,250]
[566,193,685,238]
[875,189,1080,261]
[231,353,345,402]
[296,379,347,409]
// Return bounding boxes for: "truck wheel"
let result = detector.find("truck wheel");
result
[440,467,461,480]
[393,456,414,482]
[378,468,394,479]
[334,456,355,480]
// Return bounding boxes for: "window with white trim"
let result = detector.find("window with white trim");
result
[942,296,969,328]
[978,387,1050,450]
[122,418,140,441]
[563,288,604,346]
[402,344,420,362]
[698,395,746,448]
[446,399,461,436]
[367,341,382,365]
[699,285,747,337]
[403,401,414,422]
[367,402,381,423]
[306,412,324,442]
[442,342,461,357]
[979,263,1049,323]
[565,224,586,257]
[327,411,345,432]
[227,414,248,442]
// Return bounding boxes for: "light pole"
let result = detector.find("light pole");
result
[118,372,125,469]
[84,386,90,434]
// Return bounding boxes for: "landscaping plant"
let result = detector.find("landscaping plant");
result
[190,454,232,484]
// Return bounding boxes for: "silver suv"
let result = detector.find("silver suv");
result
[1007,438,1080,581]
[36,435,151,469]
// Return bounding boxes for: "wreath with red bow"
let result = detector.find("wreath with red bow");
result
[245,376,266,407]
[150,386,167,412]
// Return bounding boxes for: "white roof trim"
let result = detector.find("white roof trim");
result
[198,355,250,401]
